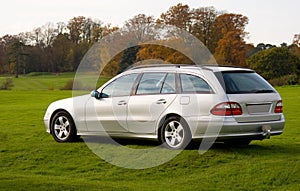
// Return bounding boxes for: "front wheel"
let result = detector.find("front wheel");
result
[50,111,77,142]
[160,116,191,149]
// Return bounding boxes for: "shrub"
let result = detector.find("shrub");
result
[0,78,14,90]
[60,80,92,90]
[48,85,55,91]
[247,47,300,80]
[269,74,299,86]
[26,72,51,76]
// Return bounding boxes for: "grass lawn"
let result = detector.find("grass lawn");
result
[0,78,299,190]
[0,73,111,91]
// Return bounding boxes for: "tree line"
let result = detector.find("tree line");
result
[0,3,299,85]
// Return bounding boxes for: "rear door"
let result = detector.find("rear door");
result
[127,72,177,134]
[178,73,218,135]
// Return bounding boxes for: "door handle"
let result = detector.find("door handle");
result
[156,99,167,104]
[117,100,127,105]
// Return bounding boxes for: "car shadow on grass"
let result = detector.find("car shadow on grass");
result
[188,140,299,157]
[81,136,160,148]
[79,136,299,156]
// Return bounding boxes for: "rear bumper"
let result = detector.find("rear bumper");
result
[192,115,285,140]
[214,130,283,141]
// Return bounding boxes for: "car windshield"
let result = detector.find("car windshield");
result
[216,71,275,94]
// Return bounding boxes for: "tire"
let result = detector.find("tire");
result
[160,116,191,149]
[50,111,77,142]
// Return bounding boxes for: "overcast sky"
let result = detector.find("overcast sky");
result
[0,0,299,46]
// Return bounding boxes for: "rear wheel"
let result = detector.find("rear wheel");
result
[50,111,77,142]
[160,116,191,149]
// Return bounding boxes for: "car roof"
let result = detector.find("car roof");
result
[205,65,253,72]
[126,64,253,73]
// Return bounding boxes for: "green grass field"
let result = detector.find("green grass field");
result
[0,73,111,91]
[0,75,299,190]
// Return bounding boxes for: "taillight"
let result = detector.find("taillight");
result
[274,100,283,113]
[210,102,243,116]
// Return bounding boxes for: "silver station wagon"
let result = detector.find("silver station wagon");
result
[44,65,285,149]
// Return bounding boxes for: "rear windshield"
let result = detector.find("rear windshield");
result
[216,71,275,94]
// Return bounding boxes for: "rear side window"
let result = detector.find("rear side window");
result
[220,71,275,94]
[136,73,176,95]
[136,73,166,95]
[180,74,213,94]
[161,73,176,94]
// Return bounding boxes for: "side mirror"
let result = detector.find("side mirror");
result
[91,90,101,99]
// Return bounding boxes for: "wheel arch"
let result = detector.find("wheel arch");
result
[157,113,189,141]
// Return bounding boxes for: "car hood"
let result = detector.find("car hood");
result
[45,94,91,119]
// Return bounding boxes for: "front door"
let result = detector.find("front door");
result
[85,73,139,133]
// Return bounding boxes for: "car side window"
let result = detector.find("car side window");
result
[101,74,138,97]
[180,73,213,94]
[136,73,167,95]
[161,73,176,94]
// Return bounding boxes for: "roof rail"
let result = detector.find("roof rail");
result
[203,64,247,69]
[128,64,195,70]
[125,63,229,72]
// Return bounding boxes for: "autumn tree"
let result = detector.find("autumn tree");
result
[68,16,86,44]
[123,14,156,42]
[293,34,300,46]
[0,35,29,77]
[191,7,219,53]
[65,17,118,72]
[0,15,120,75]
[117,14,158,73]
[124,12,196,68]
[37,23,58,47]
[214,13,249,66]
[159,3,192,31]
[289,44,300,59]
[99,24,119,40]
[0,36,8,73]
[290,34,300,59]
[57,22,68,34]
[0,37,9,74]
[0,44,5,73]
[246,43,276,58]
[159,4,222,54]
[118,46,140,73]
[137,43,192,65]
[215,13,248,36]
[50,33,73,72]
[68,16,100,43]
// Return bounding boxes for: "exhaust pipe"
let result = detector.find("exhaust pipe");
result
[262,129,271,139]
[262,125,271,139]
